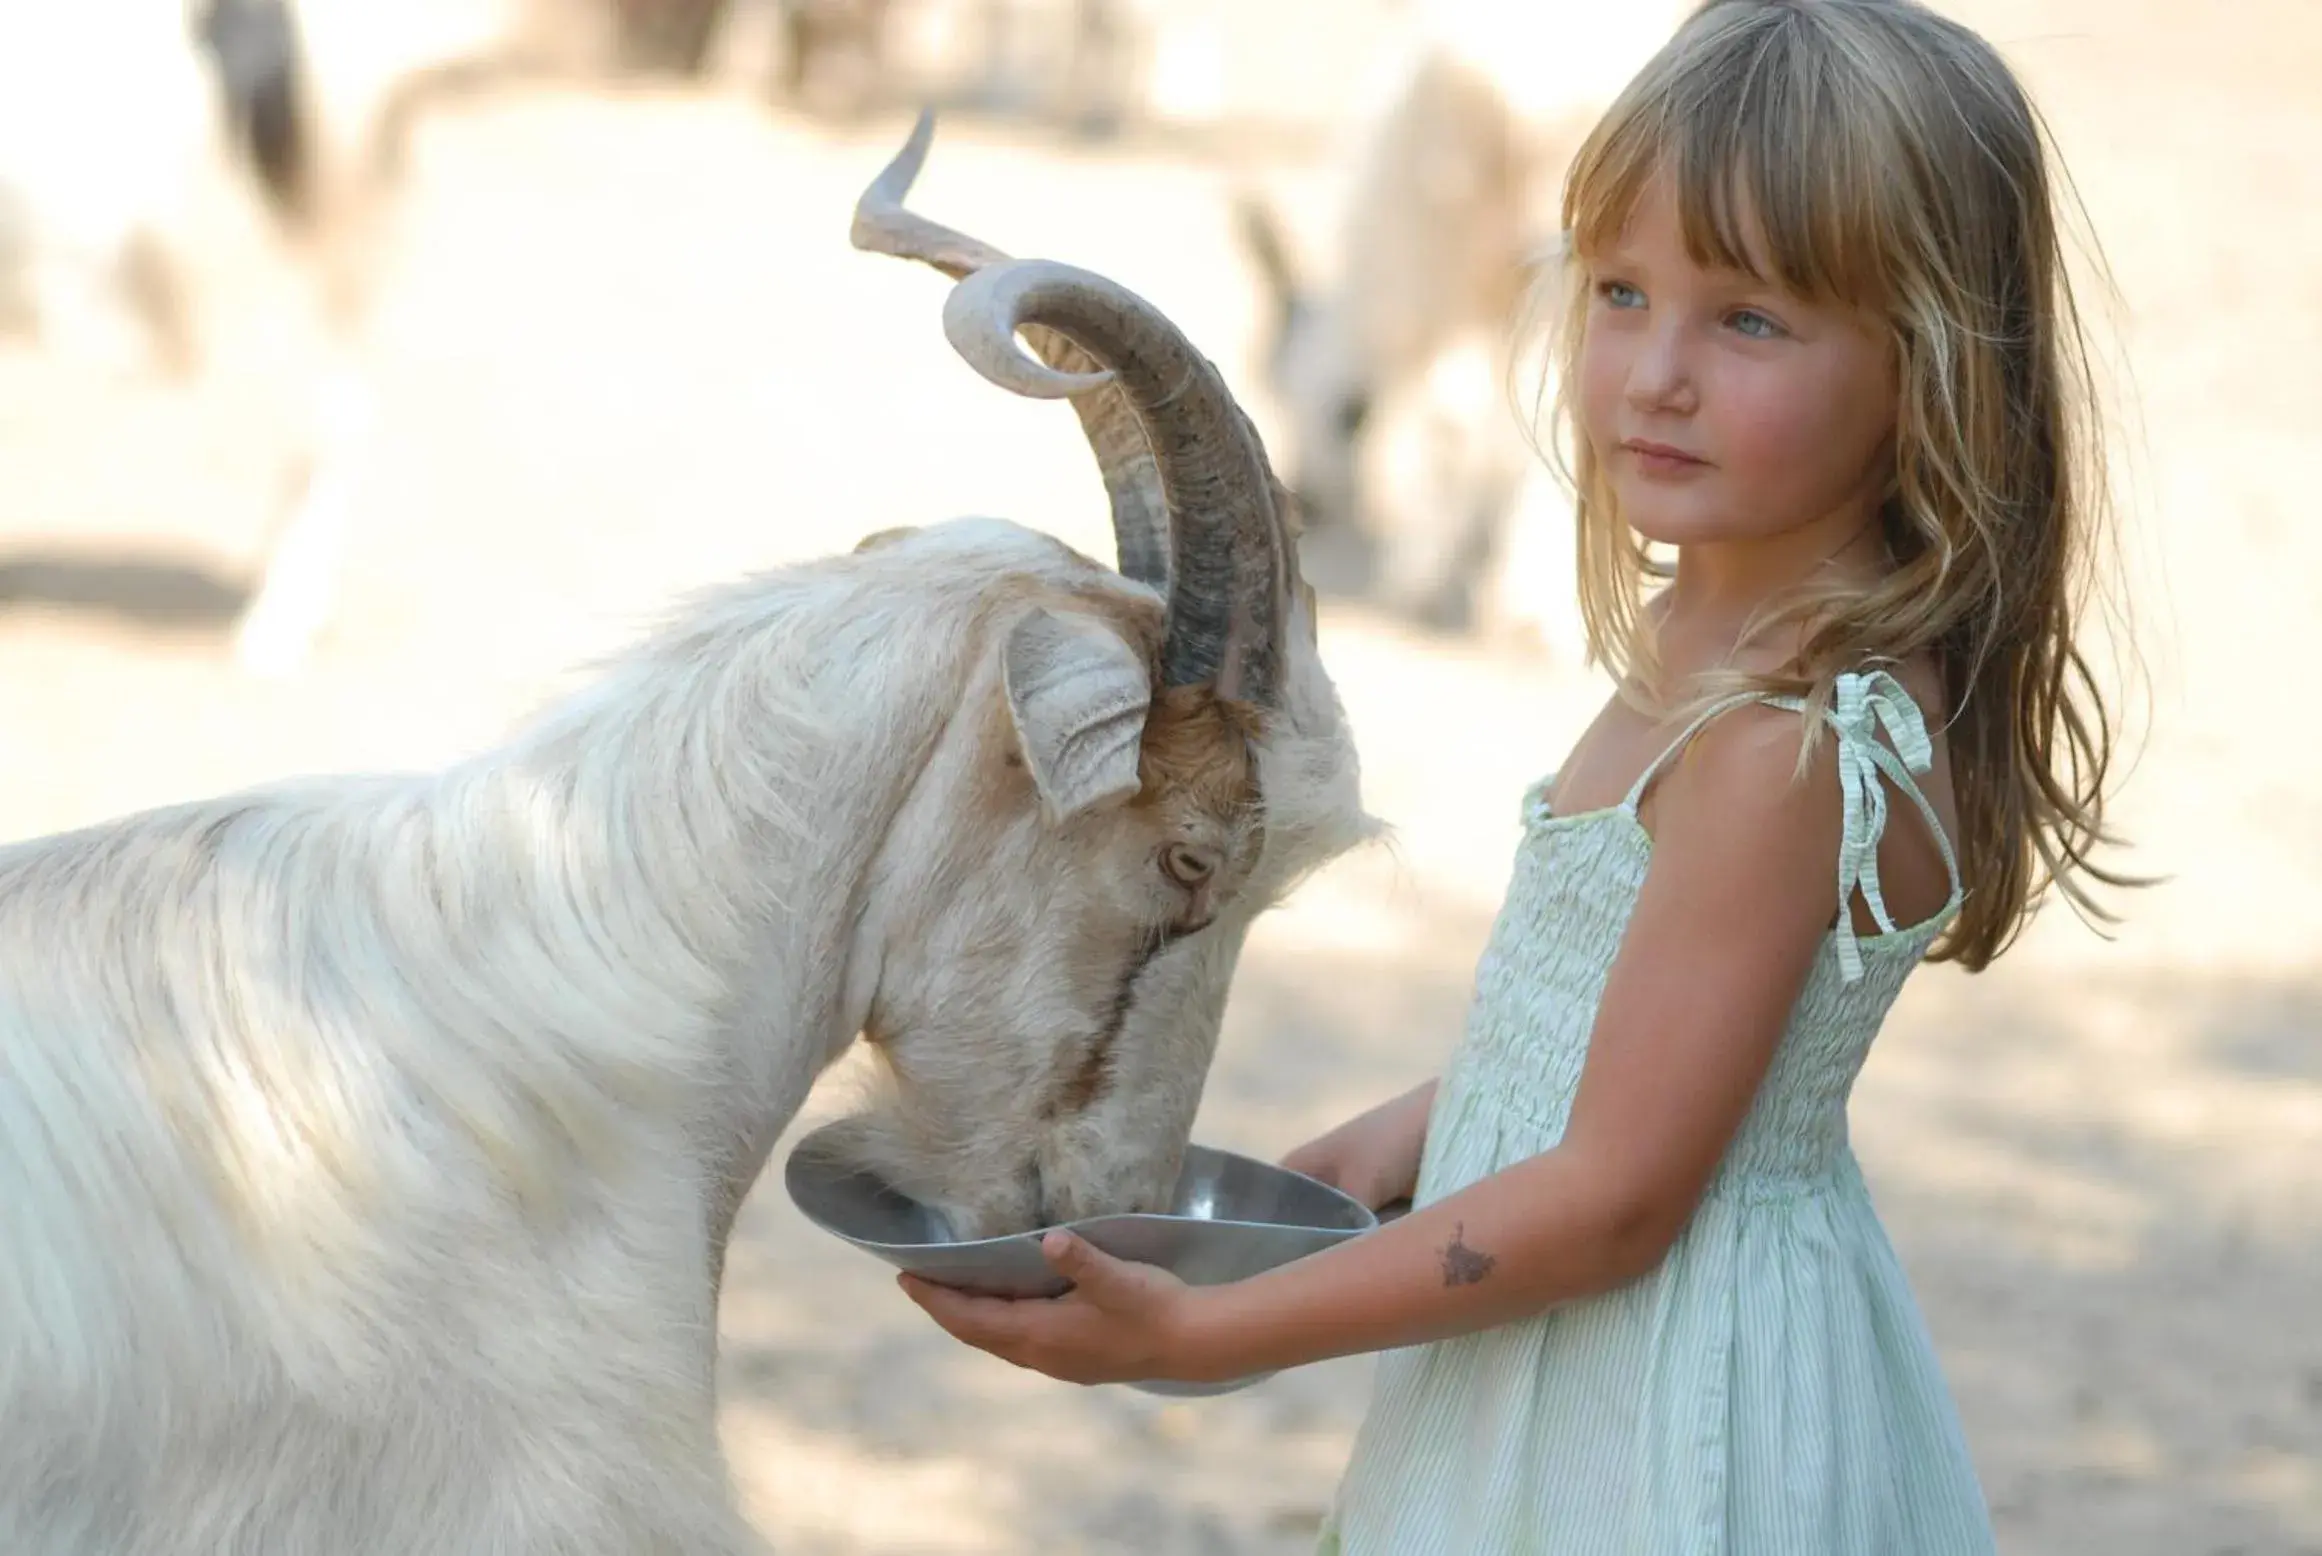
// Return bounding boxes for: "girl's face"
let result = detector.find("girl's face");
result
[1576,175,1900,554]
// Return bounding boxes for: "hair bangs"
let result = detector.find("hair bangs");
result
[1563,4,1898,310]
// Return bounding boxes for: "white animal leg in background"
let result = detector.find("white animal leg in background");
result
[1358,332,1508,621]
[1480,457,1587,667]
[232,353,374,676]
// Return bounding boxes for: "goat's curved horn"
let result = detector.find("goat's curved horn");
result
[851,111,1173,597]
[942,257,1290,705]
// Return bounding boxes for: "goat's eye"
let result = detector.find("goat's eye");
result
[1161,843,1218,888]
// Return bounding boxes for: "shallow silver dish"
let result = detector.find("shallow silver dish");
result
[783,1121,1378,1396]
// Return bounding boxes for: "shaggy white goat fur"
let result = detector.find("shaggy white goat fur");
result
[0,516,1371,1553]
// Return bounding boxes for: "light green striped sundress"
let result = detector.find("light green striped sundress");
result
[1319,669,1997,1554]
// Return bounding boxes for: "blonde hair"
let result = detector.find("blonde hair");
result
[1531,0,2140,970]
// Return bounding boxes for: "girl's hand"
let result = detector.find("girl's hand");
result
[897,1231,1208,1386]
[1278,1079,1436,1211]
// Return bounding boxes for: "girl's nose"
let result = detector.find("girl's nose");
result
[1625,322,1697,415]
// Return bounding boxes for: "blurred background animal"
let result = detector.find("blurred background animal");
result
[1232,1,1687,659]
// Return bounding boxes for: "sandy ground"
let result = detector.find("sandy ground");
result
[1,2,2317,1551]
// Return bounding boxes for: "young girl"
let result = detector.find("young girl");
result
[900,1,2138,1548]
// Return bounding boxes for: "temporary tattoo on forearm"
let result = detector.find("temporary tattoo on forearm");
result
[1440,1222,1496,1287]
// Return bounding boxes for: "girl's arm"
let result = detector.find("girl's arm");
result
[902,706,1852,1385]
[1278,1077,1438,1210]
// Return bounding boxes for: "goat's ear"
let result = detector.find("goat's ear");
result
[1002,606,1152,822]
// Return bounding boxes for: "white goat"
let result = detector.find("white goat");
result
[0,113,1374,1555]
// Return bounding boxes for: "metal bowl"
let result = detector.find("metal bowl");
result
[782,1121,1379,1396]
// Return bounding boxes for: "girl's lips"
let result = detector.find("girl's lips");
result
[1622,438,1706,463]
[1621,439,1710,477]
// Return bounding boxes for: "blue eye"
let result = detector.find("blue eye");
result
[1597,279,1644,309]
[1729,309,1784,339]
